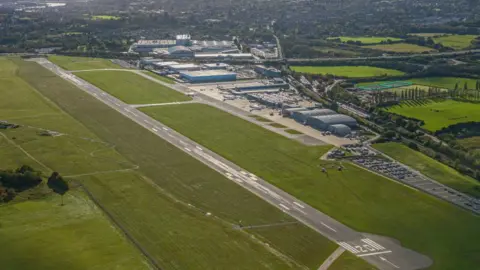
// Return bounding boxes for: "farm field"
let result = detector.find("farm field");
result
[141,70,176,84]
[327,36,402,44]
[0,189,149,270]
[409,33,447,37]
[75,70,190,104]
[91,15,121,20]
[140,103,480,270]
[373,142,480,198]
[6,57,338,270]
[386,99,480,131]
[313,46,359,56]
[48,55,123,71]
[364,43,434,53]
[290,66,404,78]
[357,77,478,90]
[433,35,478,50]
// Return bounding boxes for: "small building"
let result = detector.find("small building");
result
[308,114,358,131]
[152,61,179,69]
[254,65,281,77]
[328,124,352,137]
[292,109,336,124]
[203,63,230,70]
[180,70,237,83]
[167,63,201,73]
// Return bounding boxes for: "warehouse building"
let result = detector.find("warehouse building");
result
[292,109,336,124]
[254,65,281,77]
[282,107,309,117]
[180,70,237,83]
[203,63,230,70]
[195,53,253,60]
[152,61,179,69]
[167,63,201,73]
[308,114,357,131]
[328,124,352,137]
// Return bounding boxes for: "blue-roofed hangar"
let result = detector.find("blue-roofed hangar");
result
[180,70,237,83]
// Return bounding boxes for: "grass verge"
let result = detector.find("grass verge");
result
[75,70,190,104]
[142,70,176,84]
[48,55,123,70]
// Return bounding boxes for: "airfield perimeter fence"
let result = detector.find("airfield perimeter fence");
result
[76,181,162,270]
[357,81,413,91]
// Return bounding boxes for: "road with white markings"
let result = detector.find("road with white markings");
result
[34,58,432,270]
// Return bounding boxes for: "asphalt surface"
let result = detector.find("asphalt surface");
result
[34,58,432,270]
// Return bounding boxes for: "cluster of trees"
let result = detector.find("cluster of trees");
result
[0,165,42,202]
[0,165,69,204]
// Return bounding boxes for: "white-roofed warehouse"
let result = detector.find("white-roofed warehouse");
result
[292,109,336,124]
[308,114,357,131]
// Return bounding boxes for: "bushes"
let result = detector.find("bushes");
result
[0,165,43,202]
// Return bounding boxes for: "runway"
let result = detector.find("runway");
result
[33,58,432,270]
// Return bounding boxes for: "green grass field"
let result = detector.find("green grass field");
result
[285,129,303,135]
[364,43,434,53]
[330,252,376,270]
[49,55,123,71]
[386,99,480,131]
[75,71,190,104]
[373,142,480,198]
[269,122,288,128]
[141,70,176,84]
[433,35,478,50]
[327,36,403,44]
[290,66,404,78]
[2,57,338,270]
[0,189,150,270]
[140,103,480,270]
[313,47,359,56]
[409,33,447,37]
[357,77,478,90]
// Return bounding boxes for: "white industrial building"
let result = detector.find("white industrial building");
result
[308,114,358,130]
[167,63,201,72]
[203,63,230,70]
[292,109,336,124]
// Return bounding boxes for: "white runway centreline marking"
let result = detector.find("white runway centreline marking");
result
[357,250,392,257]
[162,127,168,131]
[293,202,305,208]
[196,146,203,151]
[279,203,290,211]
[321,222,337,232]
[151,128,158,132]
[184,147,191,152]
[380,256,400,269]
[293,206,307,215]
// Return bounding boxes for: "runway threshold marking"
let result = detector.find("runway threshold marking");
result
[321,222,337,232]
[338,242,359,254]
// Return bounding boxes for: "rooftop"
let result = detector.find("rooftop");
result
[136,40,176,45]
[168,63,200,69]
[180,70,237,76]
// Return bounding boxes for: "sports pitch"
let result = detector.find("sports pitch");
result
[386,99,480,131]
[1,57,339,269]
[141,103,480,270]
[364,43,434,53]
[75,70,191,104]
[374,142,480,198]
[357,77,478,91]
[48,55,123,71]
[290,66,404,78]
[327,36,403,44]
